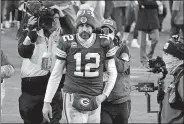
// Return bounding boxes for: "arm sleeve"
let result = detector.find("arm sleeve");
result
[102,58,117,97]
[44,59,66,103]
[18,30,35,58]
[115,45,131,73]
[178,76,184,101]
[55,37,69,60]
[59,15,76,34]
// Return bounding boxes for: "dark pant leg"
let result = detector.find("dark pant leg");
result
[101,101,131,124]
[133,29,138,39]
[169,0,173,13]
[19,93,44,124]
[111,7,124,33]
[49,91,63,124]
[114,100,131,124]
[124,4,134,33]
[121,6,127,26]
[139,30,148,62]
[5,1,13,21]
[158,5,167,31]
[147,29,159,59]
[19,92,63,124]
[133,5,139,39]
[101,104,113,124]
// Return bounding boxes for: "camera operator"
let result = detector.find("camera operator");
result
[161,35,184,123]
[100,19,131,124]
[16,0,76,39]
[17,5,69,124]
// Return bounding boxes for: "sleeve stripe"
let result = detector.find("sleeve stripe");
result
[56,48,67,58]
[106,46,119,57]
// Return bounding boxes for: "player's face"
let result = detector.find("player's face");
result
[77,24,93,39]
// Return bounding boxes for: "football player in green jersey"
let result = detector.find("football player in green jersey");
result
[42,9,117,123]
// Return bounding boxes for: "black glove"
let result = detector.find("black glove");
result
[27,31,38,43]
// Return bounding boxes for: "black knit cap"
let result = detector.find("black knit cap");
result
[76,9,97,29]
[163,35,184,60]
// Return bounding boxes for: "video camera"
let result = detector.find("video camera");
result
[135,56,168,92]
[148,56,166,74]
[93,28,110,35]
[25,0,57,30]
[134,56,168,124]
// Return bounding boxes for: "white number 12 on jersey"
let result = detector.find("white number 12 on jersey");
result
[74,53,100,77]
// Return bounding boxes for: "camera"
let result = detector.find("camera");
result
[148,56,165,68]
[93,28,108,35]
[25,1,57,30]
[93,27,113,35]
[148,56,166,73]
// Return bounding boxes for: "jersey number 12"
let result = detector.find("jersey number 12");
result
[74,53,100,77]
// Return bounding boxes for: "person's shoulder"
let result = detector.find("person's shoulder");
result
[120,43,130,51]
[57,34,76,50]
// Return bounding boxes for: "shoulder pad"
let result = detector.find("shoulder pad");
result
[58,35,75,49]
[61,34,75,42]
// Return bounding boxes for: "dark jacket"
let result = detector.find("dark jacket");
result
[105,43,131,104]
[136,0,160,32]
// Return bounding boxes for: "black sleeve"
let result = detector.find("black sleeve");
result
[59,15,77,35]
[18,30,35,59]
[104,0,114,19]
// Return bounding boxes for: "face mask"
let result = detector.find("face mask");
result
[163,52,183,74]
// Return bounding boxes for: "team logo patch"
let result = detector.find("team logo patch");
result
[79,98,90,107]
[120,53,130,61]
[71,42,77,48]
[80,17,87,23]
[103,20,113,26]
[163,42,169,50]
